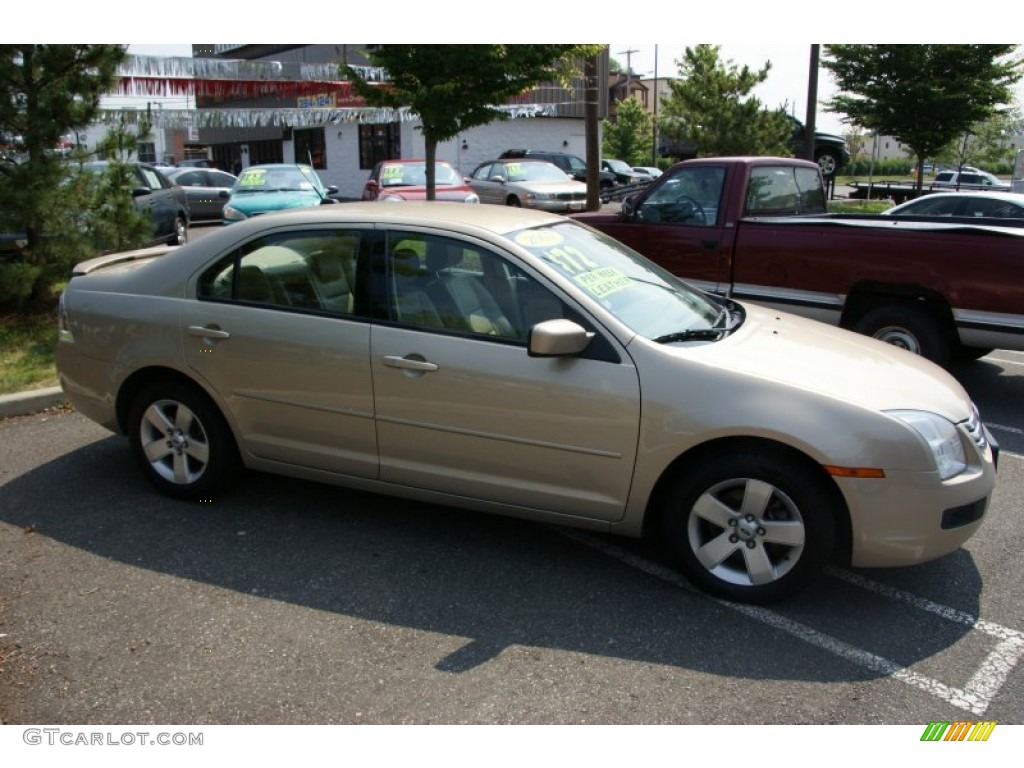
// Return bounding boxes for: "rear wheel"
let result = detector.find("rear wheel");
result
[128,381,239,499]
[853,304,949,366]
[661,452,836,603]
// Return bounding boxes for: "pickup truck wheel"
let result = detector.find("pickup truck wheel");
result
[128,381,239,500]
[854,305,949,366]
[660,453,835,603]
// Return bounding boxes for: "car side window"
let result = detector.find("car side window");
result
[197,230,363,316]
[637,166,724,226]
[384,232,569,342]
[138,167,165,190]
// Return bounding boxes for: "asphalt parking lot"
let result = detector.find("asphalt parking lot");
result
[1,348,1022,732]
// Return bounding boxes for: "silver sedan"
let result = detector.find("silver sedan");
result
[55,203,997,603]
[468,159,587,212]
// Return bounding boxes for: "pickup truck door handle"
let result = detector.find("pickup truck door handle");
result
[187,325,231,340]
[382,355,439,373]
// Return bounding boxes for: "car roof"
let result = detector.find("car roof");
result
[888,190,1024,212]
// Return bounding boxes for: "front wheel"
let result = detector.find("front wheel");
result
[853,304,949,366]
[169,216,188,246]
[505,195,522,207]
[128,381,239,499]
[660,452,836,603]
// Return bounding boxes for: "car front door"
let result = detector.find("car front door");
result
[181,227,378,478]
[134,165,176,240]
[595,164,730,295]
[369,229,641,522]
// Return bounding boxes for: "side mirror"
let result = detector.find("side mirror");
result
[621,196,636,218]
[528,319,594,358]
[489,175,507,184]
[218,190,230,199]
[131,187,153,198]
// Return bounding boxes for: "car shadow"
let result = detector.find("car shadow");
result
[0,431,984,682]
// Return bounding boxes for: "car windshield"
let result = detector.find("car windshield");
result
[510,220,726,340]
[502,162,571,183]
[605,159,632,173]
[380,161,461,187]
[234,166,318,194]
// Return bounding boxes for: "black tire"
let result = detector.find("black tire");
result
[505,195,522,207]
[661,452,836,603]
[128,381,239,500]
[853,304,949,366]
[169,215,188,246]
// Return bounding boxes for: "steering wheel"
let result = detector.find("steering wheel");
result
[673,195,707,224]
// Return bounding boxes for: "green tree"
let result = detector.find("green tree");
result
[84,117,156,254]
[341,45,601,199]
[657,45,792,158]
[604,96,653,166]
[822,44,1022,188]
[930,105,1023,172]
[0,44,126,307]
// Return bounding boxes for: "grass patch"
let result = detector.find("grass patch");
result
[0,307,60,395]
[828,199,895,214]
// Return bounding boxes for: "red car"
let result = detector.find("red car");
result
[362,159,479,203]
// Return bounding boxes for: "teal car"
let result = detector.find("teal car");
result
[221,164,338,224]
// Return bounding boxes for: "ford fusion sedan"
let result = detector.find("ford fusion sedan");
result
[55,204,997,603]
[220,163,338,223]
[468,159,587,212]
[363,159,479,203]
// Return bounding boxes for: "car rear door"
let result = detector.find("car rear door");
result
[181,227,378,478]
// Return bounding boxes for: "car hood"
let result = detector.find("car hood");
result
[380,186,476,202]
[506,180,587,194]
[227,190,324,214]
[674,303,972,421]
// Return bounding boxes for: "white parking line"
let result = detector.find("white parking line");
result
[989,422,1024,437]
[557,528,1024,716]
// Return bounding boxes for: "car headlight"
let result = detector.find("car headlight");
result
[887,410,967,480]
[465,193,480,204]
[222,205,246,222]
[526,192,554,201]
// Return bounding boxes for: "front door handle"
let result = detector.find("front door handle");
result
[382,355,439,373]
[187,325,231,340]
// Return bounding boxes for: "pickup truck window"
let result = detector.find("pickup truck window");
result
[745,166,826,216]
[635,165,725,227]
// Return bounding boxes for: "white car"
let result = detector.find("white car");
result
[884,191,1024,219]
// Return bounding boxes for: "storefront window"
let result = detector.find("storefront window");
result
[294,128,326,169]
[359,123,401,170]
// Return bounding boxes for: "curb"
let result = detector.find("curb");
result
[0,386,67,419]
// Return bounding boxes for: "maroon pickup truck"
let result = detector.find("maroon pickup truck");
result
[573,156,1024,366]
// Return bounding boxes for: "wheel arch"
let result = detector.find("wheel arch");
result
[841,282,956,335]
[641,435,852,564]
[116,365,227,437]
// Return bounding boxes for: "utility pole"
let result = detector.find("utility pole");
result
[585,52,601,211]
[617,48,638,101]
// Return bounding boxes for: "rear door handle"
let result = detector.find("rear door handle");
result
[382,355,439,373]
[187,325,231,339]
